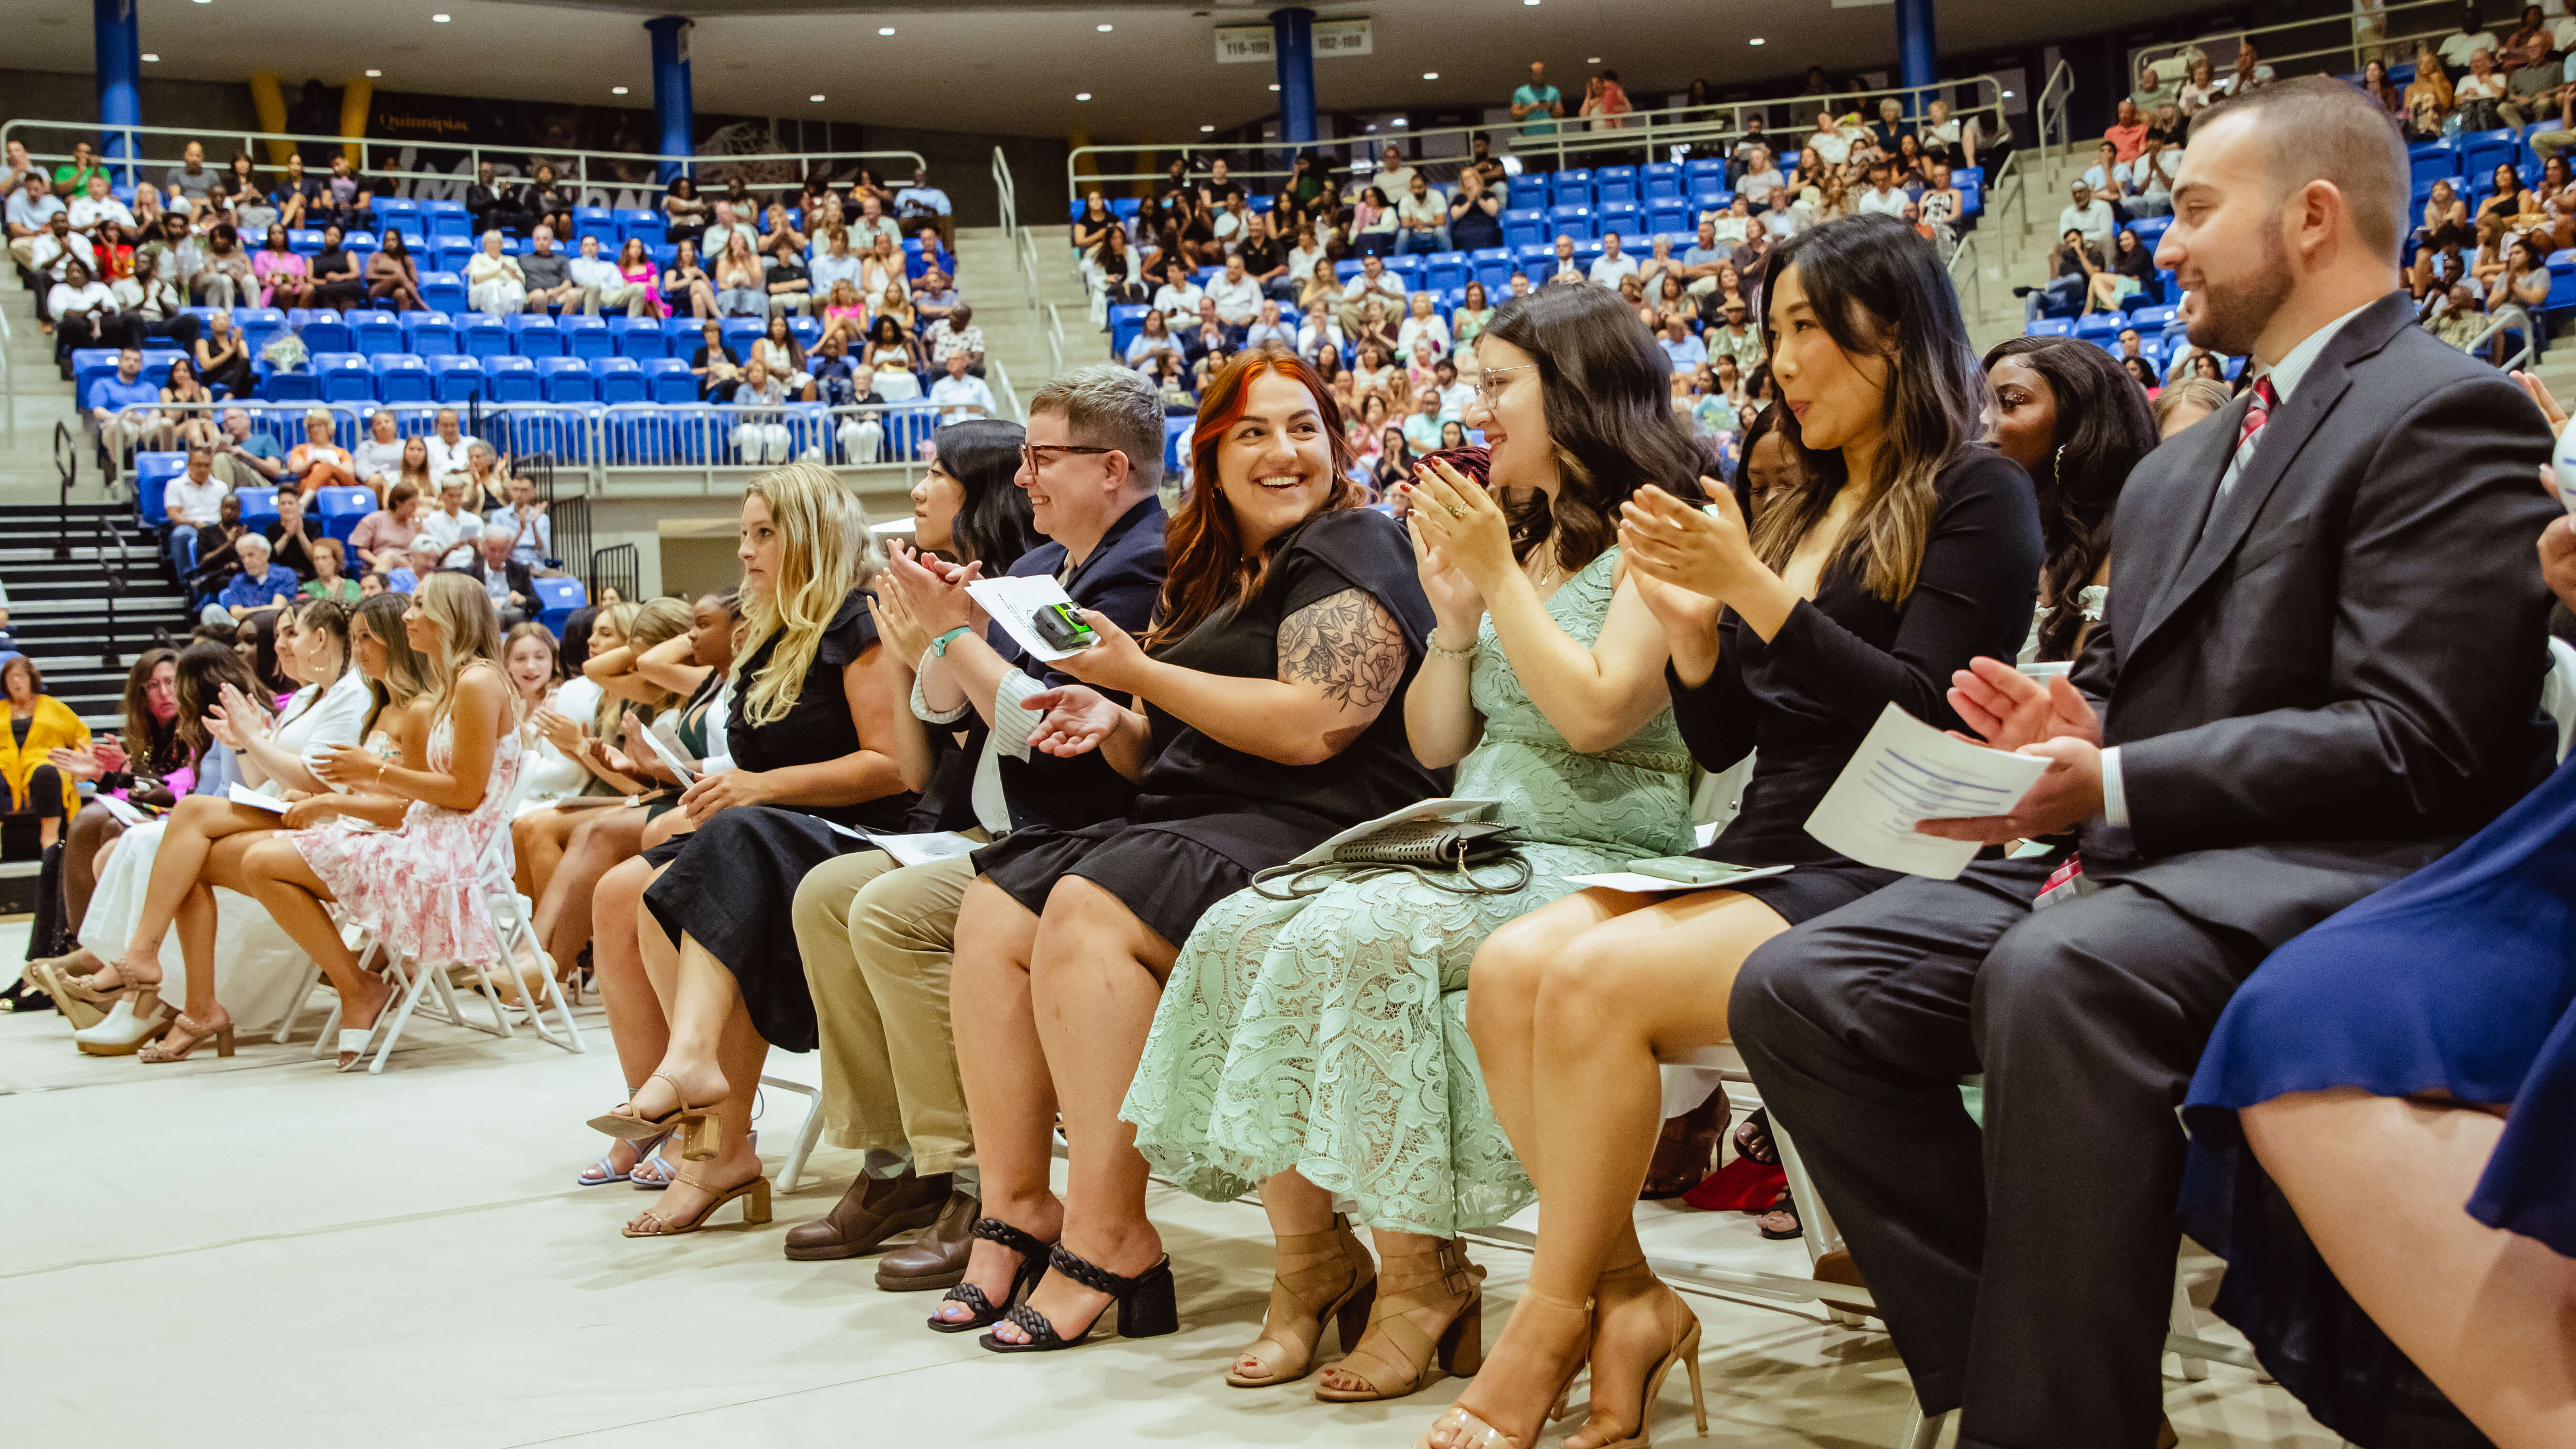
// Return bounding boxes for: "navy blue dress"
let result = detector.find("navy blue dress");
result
[2180,752,2576,1446]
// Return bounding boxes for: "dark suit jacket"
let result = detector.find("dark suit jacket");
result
[2072,290,2559,944]
[1000,497,1168,833]
[447,555,534,603]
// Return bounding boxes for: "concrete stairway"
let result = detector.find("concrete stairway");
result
[949,223,1106,404]
[0,263,92,510]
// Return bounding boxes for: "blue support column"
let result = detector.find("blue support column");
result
[645,16,695,184]
[1272,6,1317,160]
[1894,0,1938,114]
[95,0,143,182]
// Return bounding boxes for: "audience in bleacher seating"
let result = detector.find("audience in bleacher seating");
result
[730,358,795,464]
[350,481,427,573]
[1,655,86,854]
[1440,214,2039,1449]
[1981,338,2156,663]
[193,308,255,397]
[284,408,360,499]
[307,224,366,311]
[466,230,528,319]
[265,488,319,580]
[304,537,359,603]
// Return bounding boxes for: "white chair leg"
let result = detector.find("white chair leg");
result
[1899,1401,1948,1449]
[2170,1273,2209,1381]
[368,953,439,1073]
[761,1074,825,1193]
[273,961,324,1043]
[1769,1114,1869,1326]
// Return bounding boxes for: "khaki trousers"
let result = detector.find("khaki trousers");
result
[791,841,984,1173]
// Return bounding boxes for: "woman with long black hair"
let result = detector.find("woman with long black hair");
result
[1434,214,2043,1449]
[1981,336,2158,664]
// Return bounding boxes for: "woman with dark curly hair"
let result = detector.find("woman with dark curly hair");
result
[1982,335,2158,663]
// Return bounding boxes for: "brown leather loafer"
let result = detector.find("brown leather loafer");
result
[874,1189,979,1291]
[782,1168,952,1262]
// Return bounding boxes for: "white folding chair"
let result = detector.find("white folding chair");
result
[760,1074,829,1193]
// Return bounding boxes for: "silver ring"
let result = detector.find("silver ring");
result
[1446,504,1465,518]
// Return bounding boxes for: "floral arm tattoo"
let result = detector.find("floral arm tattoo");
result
[1278,587,1408,751]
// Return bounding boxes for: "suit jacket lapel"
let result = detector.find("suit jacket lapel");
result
[2122,393,2247,648]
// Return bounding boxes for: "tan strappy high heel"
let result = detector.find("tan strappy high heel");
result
[1413,1286,1593,1448]
[1560,1259,1707,1449]
[138,1009,236,1064]
[623,1171,772,1237]
[586,1069,722,1161]
[1319,1237,1486,1403]
[1228,1213,1378,1387]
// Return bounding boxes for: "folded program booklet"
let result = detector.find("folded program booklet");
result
[1802,704,2050,880]
[963,575,1092,663]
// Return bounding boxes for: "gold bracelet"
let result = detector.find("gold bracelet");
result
[376,759,388,785]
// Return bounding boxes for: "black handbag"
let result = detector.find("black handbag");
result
[1250,817,1530,899]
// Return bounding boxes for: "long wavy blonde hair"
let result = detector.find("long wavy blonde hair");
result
[408,573,513,725]
[734,462,877,729]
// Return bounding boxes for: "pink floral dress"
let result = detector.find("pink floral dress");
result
[292,710,523,966]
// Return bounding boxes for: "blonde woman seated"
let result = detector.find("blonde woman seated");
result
[465,231,526,320]
[239,576,521,1070]
[1124,287,1695,1400]
[580,468,916,1234]
[287,409,360,500]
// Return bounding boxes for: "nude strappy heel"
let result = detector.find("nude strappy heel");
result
[1228,1213,1378,1388]
[1560,1260,1707,1449]
[138,1010,236,1064]
[1414,1288,1593,1449]
[623,1172,771,1237]
[1317,1236,1483,1402]
[586,1069,722,1161]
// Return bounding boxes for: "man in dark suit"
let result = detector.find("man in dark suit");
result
[448,529,535,628]
[1730,76,2561,1448]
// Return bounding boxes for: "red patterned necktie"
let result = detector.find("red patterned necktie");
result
[2223,376,2278,498]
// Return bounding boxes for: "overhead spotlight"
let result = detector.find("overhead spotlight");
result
[1588,56,1600,63]
[432,12,450,21]
[1269,84,1280,91]
[1097,23,1113,31]
[365,68,383,76]
[1075,92,1093,101]
[2000,89,2014,97]
[1749,37,1765,45]
[879,26,896,35]
[612,86,629,95]
[141,52,160,61]
[810,94,827,102]
[1392,118,1409,127]
[1423,71,1439,80]
[1200,124,1215,133]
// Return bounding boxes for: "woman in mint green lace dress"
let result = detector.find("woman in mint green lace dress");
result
[1122,285,1704,1403]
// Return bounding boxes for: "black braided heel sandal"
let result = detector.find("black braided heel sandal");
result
[927,1219,1054,1334]
[977,1243,1179,1353]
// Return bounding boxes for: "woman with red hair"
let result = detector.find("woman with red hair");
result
[939,351,1439,1354]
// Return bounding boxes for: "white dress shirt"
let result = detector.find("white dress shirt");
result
[424,433,472,481]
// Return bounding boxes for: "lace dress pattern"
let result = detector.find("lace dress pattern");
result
[1122,548,1694,1235]
[291,711,523,966]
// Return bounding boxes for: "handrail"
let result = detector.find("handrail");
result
[2135,0,2455,81]
[1018,226,1043,317]
[0,302,16,442]
[992,145,1019,239]
[91,512,130,668]
[1945,231,1983,319]
[2036,59,2076,165]
[54,420,78,563]
[1045,302,1069,380]
[2458,302,2537,372]
[1068,74,2010,202]
[0,117,923,207]
[988,355,1023,422]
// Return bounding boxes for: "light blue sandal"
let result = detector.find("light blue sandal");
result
[578,1129,670,1188]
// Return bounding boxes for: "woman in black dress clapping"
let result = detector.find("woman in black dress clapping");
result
[1435,215,2043,1449]
[935,351,1439,1353]
[582,462,919,1237]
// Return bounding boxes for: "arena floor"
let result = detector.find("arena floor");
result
[1,921,2349,1449]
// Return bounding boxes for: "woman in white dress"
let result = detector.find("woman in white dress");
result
[65,599,383,1052]
[465,231,527,320]
[505,623,591,821]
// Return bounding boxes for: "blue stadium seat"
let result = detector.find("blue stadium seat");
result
[537,356,594,404]
[611,315,665,359]
[1385,254,1426,285]
[482,354,541,403]
[661,315,708,354]
[2130,304,2179,331]
[559,314,614,360]
[349,310,403,357]
[235,486,280,533]
[372,354,433,403]
[641,357,697,404]
[533,576,589,635]
[314,353,373,403]
[418,271,466,317]
[298,313,352,354]
[261,369,319,402]
[236,307,289,353]
[1596,201,1643,237]
[313,485,375,542]
[460,314,511,359]
[1641,163,1683,202]
[592,355,647,404]
[719,317,764,353]
[374,198,421,229]
[430,240,474,274]
[422,199,471,242]
[2072,311,2124,342]
[1647,205,1689,238]
[508,313,564,357]
[1500,208,1545,251]
[72,350,122,410]
[2460,129,2522,185]
[2024,318,2078,338]
[131,451,187,524]
[1108,304,1149,360]
[614,208,663,245]
[429,354,484,404]
[2546,248,2576,320]
[342,232,379,254]
[2409,140,2459,188]
[1424,252,1470,293]
[573,207,618,248]
[288,228,323,255]
[1549,170,1595,207]
[787,315,820,351]
[1545,204,1595,241]
[403,311,458,357]
[1595,167,1640,206]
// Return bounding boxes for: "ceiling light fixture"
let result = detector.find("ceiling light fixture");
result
[809,94,827,102]
[1075,92,1093,101]
[1200,124,1215,133]
[431,12,450,21]
[365,67,383,76]
[1097,23,1113,31]
[141,52,160,61]
[1749,37,1765,45]
[878,26,896,35]
[1269,84,1280,91]
[1588,56,1600,63]
[1392,118,1408,127]
[1423,71,1439,80]
[612,86,629,95]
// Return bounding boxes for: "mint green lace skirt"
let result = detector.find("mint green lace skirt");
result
[1121,839,1620,1237]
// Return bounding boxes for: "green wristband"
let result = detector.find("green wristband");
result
[929,625,974,656]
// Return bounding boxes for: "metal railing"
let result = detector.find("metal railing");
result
[588,542,640,606]
[987,357,1023,423]
[2459,302,2538,372]
[1945,231,1984,319]
[1044,302,1069,379]
[2135,0,2457,85]
[0,302,16,440]
[992,146,1019,243]
[1067,74,2012,203]
[2034,59,2076,166]
[1018,226,1044,316]
[0,118,924,213]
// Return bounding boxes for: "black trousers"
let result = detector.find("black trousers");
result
[1728,855,2267,1449]
[9,765,68,824]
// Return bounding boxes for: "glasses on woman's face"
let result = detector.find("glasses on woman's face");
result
[1019,443,1116,472]
[1472,364,1536,405]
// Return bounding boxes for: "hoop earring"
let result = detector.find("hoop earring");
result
[2052,442,2067,488]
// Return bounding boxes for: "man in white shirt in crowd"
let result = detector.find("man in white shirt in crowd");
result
[6,171,64,273]
[698,202,748,267]
[1395,172,1449,255]
[849,193,899,251]
[161,441,227,578]
[895,165,955,251]
[424,408,473,481]
[1548,233,1586,285]
[1204,253,1263,326]
[1703,296,1765,374]
[2125,135,2181,217]
[1296,307,1344,358]
[1657,313,1708,369]
[67,174,133,239]
[1435,358,1476,420]
[1589,231,1640,287]
[928,302,986,372]
[486,475,552,569]
[1812,110,1854,168]
[1336,251,1409,335]
[51,258,118,356]
[1242,297,1296,352]
[569,232,652,315]
[1210,189,1251,256]
[2058,180,2116,253]
[1373,143,1420,202]
[417,474,484,567]
[1856,162,1911,219]
[1152,258,1206,331]
[2440,5,2503,69]
[1736,147,1784,212]
[211,407,286,491]
[927,350,995,424]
